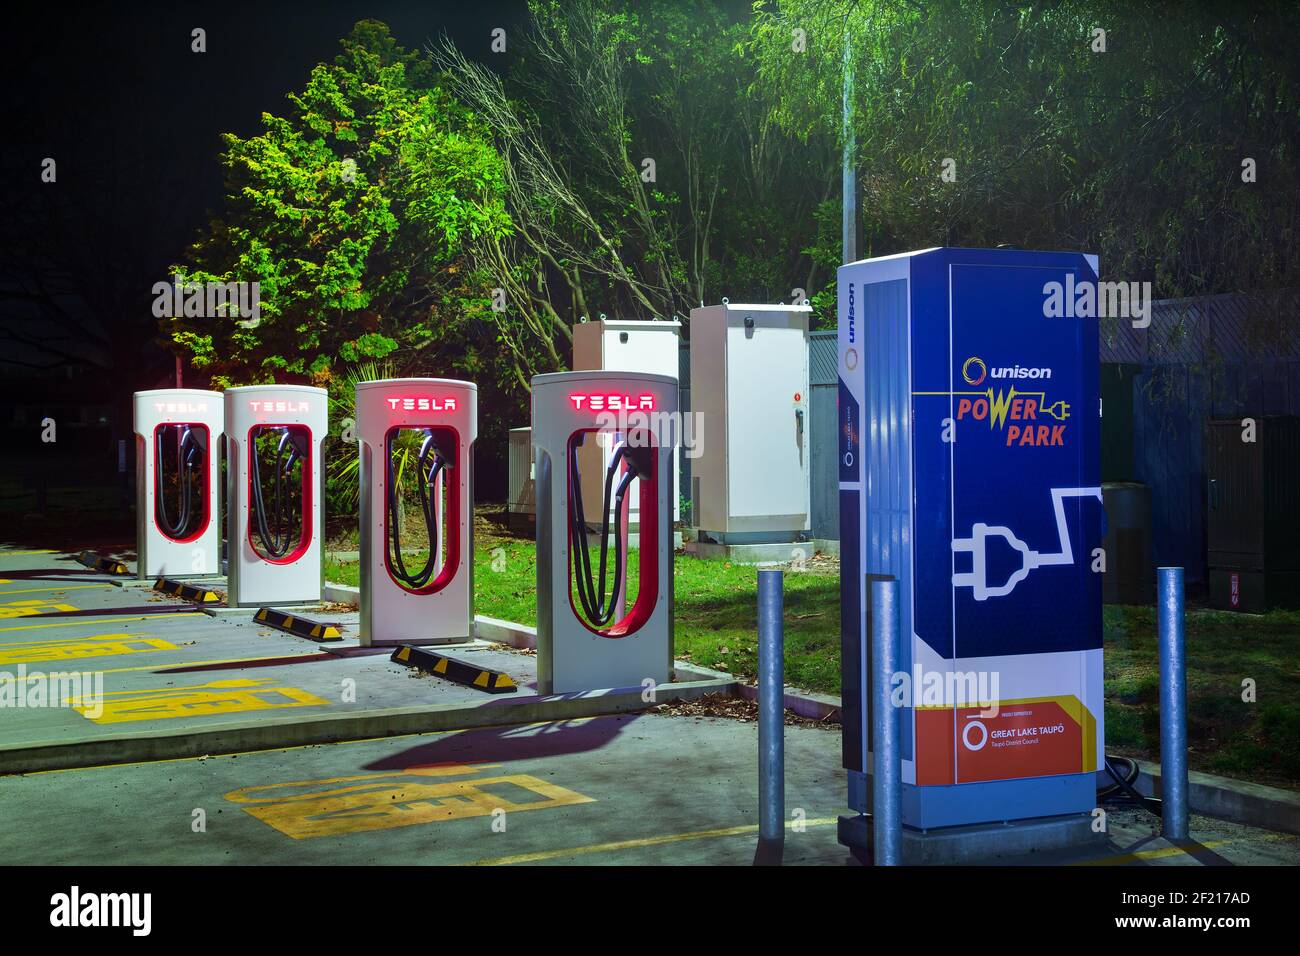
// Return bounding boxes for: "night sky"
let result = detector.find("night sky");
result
[1,1,529,382]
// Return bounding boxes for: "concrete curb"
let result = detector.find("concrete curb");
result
[474,615,536,650]
[1124,757,1300,836]
[0,678,735,775]
[735,683,841,722]
[322,582,361,605]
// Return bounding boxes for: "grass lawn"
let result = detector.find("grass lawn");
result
[326,507,1300,789]
[1104,604,1300,790]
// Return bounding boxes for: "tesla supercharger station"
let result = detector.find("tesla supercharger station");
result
[133,389,223,579]
[356,379,476,647]
[838,247,1104,835]
[532,371,677,694]
[225,385,327,607]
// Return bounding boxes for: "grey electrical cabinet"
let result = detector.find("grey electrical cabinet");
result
[1206,415,1300,611]
[688,303,811,541]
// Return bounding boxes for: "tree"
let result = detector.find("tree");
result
[168,21,512,389]
[433,0,837,379]
[751,0,1300,321]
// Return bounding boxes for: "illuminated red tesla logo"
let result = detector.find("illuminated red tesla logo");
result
[385,396,458,412]
[568,393,656,412]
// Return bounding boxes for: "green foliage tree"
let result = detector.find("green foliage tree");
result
[751,0,1300,322]
[167,20,512,388]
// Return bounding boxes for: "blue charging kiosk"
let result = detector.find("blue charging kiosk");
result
[837,248,1105,839]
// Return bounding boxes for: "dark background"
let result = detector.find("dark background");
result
[0,1,530,542]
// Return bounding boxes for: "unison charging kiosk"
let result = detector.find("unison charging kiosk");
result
[355,378,476,647]
[224,385,327,607]
[133,389,223,579]
[838,247,1105,836]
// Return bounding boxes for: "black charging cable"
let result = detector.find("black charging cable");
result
[155,425,204,538]
[568,436,652,627]
[387,430,449,589]
[251,428,304,559]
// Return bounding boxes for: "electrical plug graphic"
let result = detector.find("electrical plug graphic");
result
[951,486,1101,600]
[1040,400,1071,421]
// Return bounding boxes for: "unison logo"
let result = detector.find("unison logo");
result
[50,886,151,936]
[990,365,1052,380]
[846,281,856,344]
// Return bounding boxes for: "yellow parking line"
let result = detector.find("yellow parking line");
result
[465,817,840,866]
[0,585,114,596]
[4,653,306,679]
[1074,839,1230,866]
[0,613,204,633]
[0,550,58,556]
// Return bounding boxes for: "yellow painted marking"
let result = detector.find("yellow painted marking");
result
[256,609,268,622]
[0,584,113,596]
[396,647,411,662]
[0,612,202,633]
[225,764,593,839]
[0,634,178,666]
[467,817,839,866]
[69,677,329,724]
[434,657,448,674]
[3,653,302,679]
[495,674,516,689]
[1,550,57,556]
[473,670,489,687]
[0,598,78,619]
[1074,839,1231,866]
[282,616,294,629]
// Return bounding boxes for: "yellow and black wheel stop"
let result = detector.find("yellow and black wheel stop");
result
[391,645,518,694]
[254,606,343,642]
[153,577,222,604]
[77,551,130,576]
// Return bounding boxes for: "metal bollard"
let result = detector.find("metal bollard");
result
[1157,567,1189,841]
[758,569,785,844]
[872,577,902,866]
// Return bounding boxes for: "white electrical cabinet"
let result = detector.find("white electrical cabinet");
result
[572,318,682,525]
[688,303,811,539]
[506,426,535,522]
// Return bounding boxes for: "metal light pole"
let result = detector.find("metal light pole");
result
[842,28,856,265]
